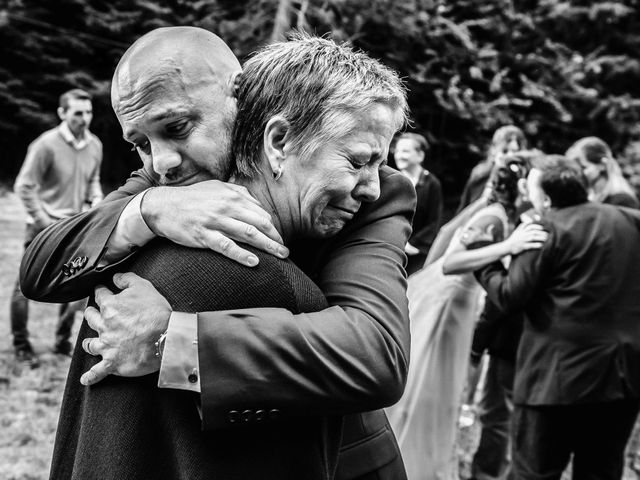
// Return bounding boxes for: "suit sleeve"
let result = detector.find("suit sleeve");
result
[474,222,552,314]
[198,168,415,429]
[19,168,154,303]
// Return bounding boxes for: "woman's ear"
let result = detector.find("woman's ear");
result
[263,116,290,175]
[230,71,242,98]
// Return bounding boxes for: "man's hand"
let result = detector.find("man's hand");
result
[141,181,289,267]
[80,272,171,386]
[504,222,548,256]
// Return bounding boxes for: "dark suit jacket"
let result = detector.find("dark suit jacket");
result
[476,202,640,406]
[406,170,442,275]
[51,241,341,479]
[22,166,413,479]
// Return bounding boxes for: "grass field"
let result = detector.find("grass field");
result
[0,189,639,479]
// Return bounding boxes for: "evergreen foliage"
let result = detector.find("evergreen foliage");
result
[1,0,640,197]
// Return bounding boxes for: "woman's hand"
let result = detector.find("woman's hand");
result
[504,222,548,255]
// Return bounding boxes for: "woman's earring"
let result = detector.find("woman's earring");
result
[273,165,283,181]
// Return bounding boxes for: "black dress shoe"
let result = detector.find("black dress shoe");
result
[15,345,41,369]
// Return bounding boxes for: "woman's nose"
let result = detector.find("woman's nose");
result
[354,168,381,203]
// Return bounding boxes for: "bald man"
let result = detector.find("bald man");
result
[22,28,412,480]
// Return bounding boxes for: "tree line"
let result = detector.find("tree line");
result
[2,0,640,201]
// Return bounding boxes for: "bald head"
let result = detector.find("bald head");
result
[111,27,240,115]
[111,27,241,186]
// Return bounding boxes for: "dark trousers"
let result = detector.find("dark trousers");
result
[512,399,640,480]
[472,356,515,480]
[10,224,80,349]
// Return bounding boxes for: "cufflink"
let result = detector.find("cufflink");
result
[188,368,198,384]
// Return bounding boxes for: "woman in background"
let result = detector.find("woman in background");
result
[566,136,639,209]
[387,154,547,480]
[456,125,527,212]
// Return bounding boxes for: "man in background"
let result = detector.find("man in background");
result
[393,132,442,275]
[12,88,103,366]
[476,155,640,479]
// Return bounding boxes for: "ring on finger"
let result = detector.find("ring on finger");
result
[84,338,96,355]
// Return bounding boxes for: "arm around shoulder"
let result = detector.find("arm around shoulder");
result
[196,168,416,428]
[19,168,155,303]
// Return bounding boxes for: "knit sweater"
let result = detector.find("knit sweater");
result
[14,124,103,227]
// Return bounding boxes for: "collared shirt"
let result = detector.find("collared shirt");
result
[59,122,91,150]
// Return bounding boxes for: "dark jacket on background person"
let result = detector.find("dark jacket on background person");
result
[476,202,640,406]
[23,167,413,480]
[406,169,442,276]
[470,299,523,366]
[603,191,640,209]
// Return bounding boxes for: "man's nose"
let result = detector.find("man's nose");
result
[354,168,381,203]
[152,142,182,176]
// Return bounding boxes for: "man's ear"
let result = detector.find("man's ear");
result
[543,194,552,210]
[263,116,290,175]
[57,107,66,122]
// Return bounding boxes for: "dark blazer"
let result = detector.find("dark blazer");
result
[22,166,413,479]
[406,170,442,275]
[51,241,341,479]
[476,202,640,406]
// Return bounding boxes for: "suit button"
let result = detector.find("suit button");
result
[269,409,281,421]
[188,369,198,383]
[228,410,239,423]
[241,410,254,422]
[255,409,266,421]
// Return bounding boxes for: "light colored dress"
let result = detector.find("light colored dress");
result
[387,202,509,480]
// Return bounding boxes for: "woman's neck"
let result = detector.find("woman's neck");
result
[232,169,295,245]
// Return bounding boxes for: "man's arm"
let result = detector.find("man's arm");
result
[87,140,104,206]
[20,169,287,303]
[14,140,54,229]
[196,169,414,427]
[81,168,415,429]
[20,169,155,303]
[474,223,552,314]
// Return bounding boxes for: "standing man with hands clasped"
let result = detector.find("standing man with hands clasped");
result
[12,88,103,366]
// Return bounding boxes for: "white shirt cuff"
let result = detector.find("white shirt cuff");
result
[98,190,155,266]
[158,311,201,393]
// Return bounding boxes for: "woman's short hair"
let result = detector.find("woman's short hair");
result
[396,132,429,155]
[531,154,588,208]
[231,32,408,179]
